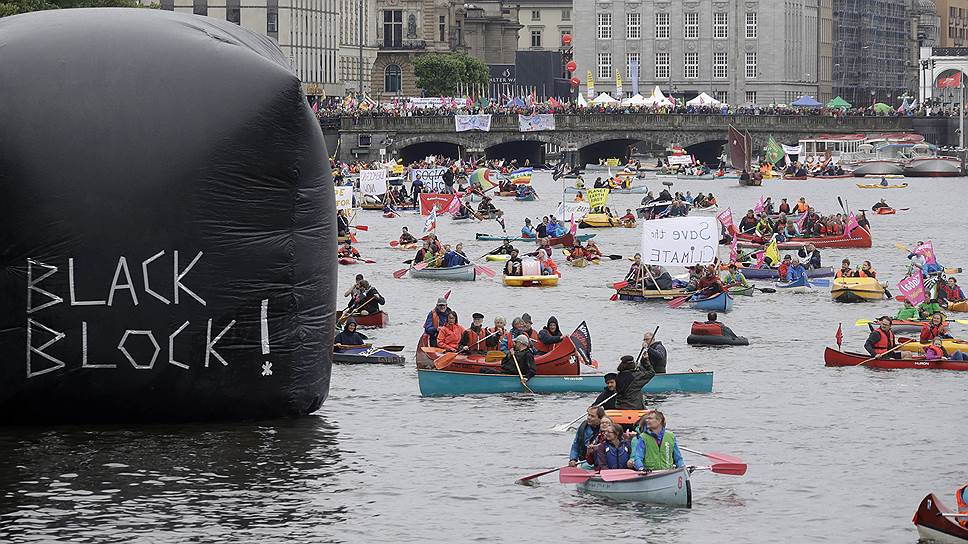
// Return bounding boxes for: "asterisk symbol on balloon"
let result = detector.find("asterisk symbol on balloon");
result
[261,361,272,376]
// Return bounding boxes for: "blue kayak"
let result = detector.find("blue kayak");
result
[743,266,833,279]
[773,275,814,293]
[688,291,733,312]
[417,369,714,396]
[333,347,406,365]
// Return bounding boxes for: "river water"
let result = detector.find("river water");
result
[2,172,966,543]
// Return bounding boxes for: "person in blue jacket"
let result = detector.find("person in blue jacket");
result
[592,427,632,471]
[521,218,537,239]
[442,243,470,267]
[423,298,451,347]
[629,411,684,471]
[785,257,808,283]
[569,406,605,467]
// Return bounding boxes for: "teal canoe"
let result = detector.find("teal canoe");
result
[475,233,597,242]
[417,369,713,396]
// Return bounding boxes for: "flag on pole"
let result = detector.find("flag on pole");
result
[423,206,438,234]
[764,238,780,266]
[835,323,843,350]
[446,195,462,215]
[716,207,734,230]
[729,236,739,262]
[442,289,452,300]
[897,270,927,305]
[764,136,785,165]
[914,240,938,265]
[753,196,765,215]
[844,212,859,236]
[569,213,577,236]
[569,321,593,367]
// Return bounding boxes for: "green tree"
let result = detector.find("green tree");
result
[413,52,489,96]
[1,0,149,18]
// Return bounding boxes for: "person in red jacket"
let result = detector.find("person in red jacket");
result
[919,313,952,344]
[436,311,465,351]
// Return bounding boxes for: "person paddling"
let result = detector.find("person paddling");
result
[334,319,368,351]
[458,313,488,354]
[593,374,618,410]
[503,248,523,276]
[864,316,899,358]
[639,330,668,373]
[501,334,536,383]
[785,257,807,283]
[939,277,967,307]
[722,263,749,288]
[871,198,890,211]
[399,227,417,245]
[614,355,656,410]
[338,240,361,259]
[919,313,952,343]
[423,298,451,347]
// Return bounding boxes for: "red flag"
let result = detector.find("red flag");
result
[938,72,963,88]
[835,323,843,350]
[442,289,452,300]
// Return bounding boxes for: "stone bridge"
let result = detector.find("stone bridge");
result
[331,113,954,164]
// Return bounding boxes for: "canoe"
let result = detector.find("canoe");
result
[333,347,405,365]
[415,337,580,374]
[736,226,872,249]
[568,257,588,268]
[575,467,692,507]
[728,286,754,297]
[383,211,397,218]
[742,266,833,279]
[475,233,597,243]
[410,263,476,281]
[773,276,814,293]
[888,319,932,334]
[485,254,511,262]
[948,300,968,312]
[389,242,417,250]
[677,174,714,180]
[616,287,688,301]
[503,274,559,287]
[782,175,807,180]
[874,207,896,215]
[913,493,968,543]
[338,257,363,265]
[831,277,887,303]
[564,186,649,194]
[688,291,734,312]
[823,346,968,370]
[579,214,621,228]
[690,204,720,215]
[856,183,909,189]
[416,368,714,396]
[335,310,388,328]
[515,193,538,201]
[896,336,968,354]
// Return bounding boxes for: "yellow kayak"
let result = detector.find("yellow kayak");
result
[503,274,560,287]
[856,183,908,189]
[579,213,620,228]
[947,300,968,312]
[898,337,968,354]
[831,277,887,303]
[485,254,511,262]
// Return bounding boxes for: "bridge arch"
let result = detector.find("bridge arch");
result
[394,134,466,163]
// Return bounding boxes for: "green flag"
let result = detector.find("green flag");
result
[764,136,785,165]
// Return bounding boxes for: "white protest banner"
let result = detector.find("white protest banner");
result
[360,169,388,195]
[641,216,718,266]
[455,114,492,132]
[410,167,447,192]
[555,201,590,221]
[334,186,353,211]
[667,155,694,166]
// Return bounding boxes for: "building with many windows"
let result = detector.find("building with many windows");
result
[936,0,968,46]
[339,0,378,95]
[572,1,832,106]
[162,0,341,96]
[514,0,573,52]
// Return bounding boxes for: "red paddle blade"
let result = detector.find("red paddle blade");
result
[558,467,596,484]
[354,225,369,231]
[392,268,409,279]
[389,240,400,247]
[476,265,496,278]
[686,449,744,464]
[609,293,619,301]
[349,232,358,243]
[600,469,643,482]
[668,295,690,309]
[414,261,430,271]
[710,462,747,476]
[612,281,629,290]
[433,352,458,370]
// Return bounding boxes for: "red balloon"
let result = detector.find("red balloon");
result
[570,77,580,87]
[562,34,572,45]
[566,60,577,73]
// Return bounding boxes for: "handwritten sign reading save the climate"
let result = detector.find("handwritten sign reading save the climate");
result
[641,216,718,266]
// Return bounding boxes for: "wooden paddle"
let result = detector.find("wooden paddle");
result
[433,352,458,370]
[511,350,534,394]
[854,339,917,366]
[336,296,376,327]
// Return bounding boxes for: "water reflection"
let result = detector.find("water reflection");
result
[0,416,350,542]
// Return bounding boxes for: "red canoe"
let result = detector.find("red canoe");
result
[416,337,582,375]
[875,208,896,215]
[823,346,968,371]
[353,311,388,328]
[737,226,872,249]
[913,493,968,543]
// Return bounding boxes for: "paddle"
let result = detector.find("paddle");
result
[853,339,917,366]
[433,352,458,370]
[667,293,692,309]
[350,224,369,231]
[612,281,630,290]
[517,465,570,484]
[551,392,619,433]
[337,295,376,327]
[377,345,405,352]
[807,278,831,288]
[558,466,597,484]
[392,267,410,279]
[390,240,400,247]
[511,350,534,394]
[475,265,496,278]
[753,286,777,294]
[679,446,747,468]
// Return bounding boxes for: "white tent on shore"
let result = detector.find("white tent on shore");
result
[590,92,620,105]
[621,93,647,106]
[686,92,721,107]
[643,86,673,107]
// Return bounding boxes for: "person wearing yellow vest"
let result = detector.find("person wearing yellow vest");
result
[956,483,968,528]
[628,411,684,471]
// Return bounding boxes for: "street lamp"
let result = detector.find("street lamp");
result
[358,0,364,95]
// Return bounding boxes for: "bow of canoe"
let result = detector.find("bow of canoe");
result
[913,493,968,544]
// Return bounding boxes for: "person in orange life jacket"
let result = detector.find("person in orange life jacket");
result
[458,313,488,353]
[593,373,618,410]
[592,425,633,471]
[776,254,792,279]
[794,197,809,214]
[919,313,952,343]
[704,312,738,339]
[835,258,854,279]
[486,315,507,350]
[939,277,967,306]
[423,298,451,347]
[956,482,968,528]
[537,316,563,354]
[856,260,876,278]
[436,311,464,351]
[537,249,559,276]
[614,355,656,410]
[519,313,541,351]
[338,240,360,259]
[864,316,900,358]
[924,336,968,361]
[569,406,605,467]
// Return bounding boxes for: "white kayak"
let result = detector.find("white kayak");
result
[576,467,692,507]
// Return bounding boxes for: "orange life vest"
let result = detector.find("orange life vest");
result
[871,328,895,354]
[462,327,486,351]
[957,483,968,528]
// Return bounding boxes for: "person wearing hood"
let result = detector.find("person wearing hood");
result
[614,354,656,410]
[536,316,564,353]
[334,319,369,351]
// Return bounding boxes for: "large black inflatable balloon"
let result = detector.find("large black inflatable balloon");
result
[0,9,335,423]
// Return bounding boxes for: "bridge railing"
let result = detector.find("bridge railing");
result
[339,113,912,132]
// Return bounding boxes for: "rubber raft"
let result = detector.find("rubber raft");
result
[687,322,749,346]
[831,277,887,302]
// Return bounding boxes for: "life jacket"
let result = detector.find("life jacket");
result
[639,429,677,470]
[871,328,896,354]
[924,344,947,359]
[504,328,538,352]
[779,203,791,213]
[691,322,724,336]
[957,483,968,528]
[463,326,486,351]
[856,269,874,278]
[835,268,853,279]
[601,442,632,470]
[940,283,962,301]
[795,202,809,213]
[922,322,946,341]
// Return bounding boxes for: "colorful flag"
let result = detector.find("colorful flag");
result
[844,212,859,236]
[446,195,462,215]
[938,72,963,88]
[442,289,452,300]
[835,323,843,350]
[469,168,497,191]
[897,270,927,305]
[914,241,938,265]
[729,236,739,262]
[753,196,765,215]
[509,167,533,185]
[754,250,765,268]
[569,321,593,367]
[423,205,437,234]
[586,70,595,99]
[764,238,780,266]
[764,136,785,165]
[797,209,808,233]
[716,207,734,230]
[569,213,577,236]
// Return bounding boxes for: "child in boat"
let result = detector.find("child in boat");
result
[592,426,632,471]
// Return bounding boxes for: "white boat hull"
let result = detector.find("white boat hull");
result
[850,160,905,176]
[915,525,968,544]
[904,157,962,177]
[576,467,692,507]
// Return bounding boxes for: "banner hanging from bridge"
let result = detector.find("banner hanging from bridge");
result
[454,114,492,132]
[640,216,718,267]
[519,114,555,132]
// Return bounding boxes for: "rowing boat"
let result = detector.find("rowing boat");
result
[728,285,754,297]
[913,493,968,543]
[335,310,388,328]
[782,175,807,180]
[409,263,476,281]
[389,242,417,250]
[823,346,968,370]
[688,291,734,312]
[736,226,872,249]
[773,276,814,293]
[741,266,833,279]
[574,466,692,507]
[475,233,597,243]
[615,287,688,301]
[856,183,909,189]
[503,274,559,287]
[579,214,621,228]
[831,277,887,303]
[564,186,649,194]
[416,337,580,374]
[416,368,714,396]
[948,301,968,312]
[333,347,405,365]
